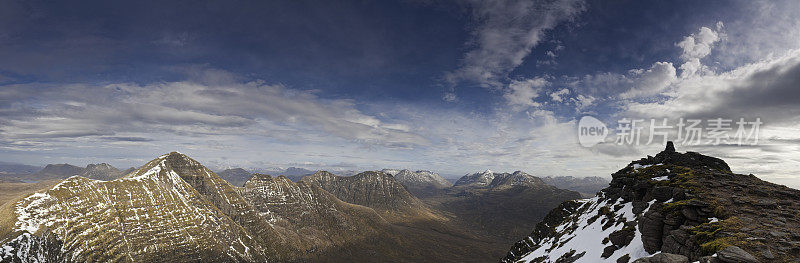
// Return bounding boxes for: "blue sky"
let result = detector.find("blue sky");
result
[2,0,800,187]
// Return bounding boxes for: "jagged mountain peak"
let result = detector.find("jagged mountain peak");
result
[454,170,498,187]
[381,169,452,197]
[80,163,122,181]
[2,152,280,262]
[84,163,115,170]
[503,142,800,262]
[455,170,549,190]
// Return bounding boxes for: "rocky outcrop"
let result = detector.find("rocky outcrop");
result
[503,142,800,262]
[717,246,758,263]
[632,253,688,263]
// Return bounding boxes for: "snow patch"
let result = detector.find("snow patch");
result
[651,176,669,181]
[517,197,656,262]
[14,193,55,233]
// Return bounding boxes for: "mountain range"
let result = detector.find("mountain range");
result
[0,152,503,262]
[3,143,795,262]
[0,163,134,183]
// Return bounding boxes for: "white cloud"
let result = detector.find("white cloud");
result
[572,94,595,109]
[0,68,428,150]
[442,92,458,102]
[444,0,585,88]
[618,62,677,99]
[677,25,722,78]
[549,88,570,102]
[503,77,549,108]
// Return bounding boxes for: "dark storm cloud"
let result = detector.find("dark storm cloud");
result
[625,51,800,125]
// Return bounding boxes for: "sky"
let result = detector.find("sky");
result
[1,0,800,187]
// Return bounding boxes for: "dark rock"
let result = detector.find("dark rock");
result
[609,228,635,247]
[665,141,675,153]
[681,207,699,221]
[652,186,674,202]
[661,228,693,256]
[638,207,665,253]
[698,256,721,263]
[617,254,631,263]
[671,188,686,201]
[633,201,649,214]
[602,245,618,258]
[760,247,775,259]
[717,246,757,263]
[632,253,689,263]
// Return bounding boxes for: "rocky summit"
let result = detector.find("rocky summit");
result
[502,142,800,262]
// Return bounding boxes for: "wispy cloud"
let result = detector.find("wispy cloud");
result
[0,68,428,151]
[443,0,584,99]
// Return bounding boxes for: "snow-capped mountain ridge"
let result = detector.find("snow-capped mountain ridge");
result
[381,169,451,188]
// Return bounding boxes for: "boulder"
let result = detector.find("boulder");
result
[609,228,635,247]
[638,208,665,253]
[652,186,674,202]
[602,245,617,258]
[717,246,758,263]
[617,254,631,263]
[632,253,689,263]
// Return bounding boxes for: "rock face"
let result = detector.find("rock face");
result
[502,142,800,262]
[716,246,757,263]
[237,173,394,259]
[381,169,452,197]
[217,168,252,187]
[300,171,436,220]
